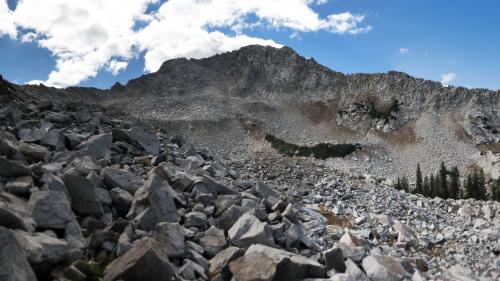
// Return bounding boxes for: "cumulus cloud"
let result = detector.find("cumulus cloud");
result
[398,48,409,54]
[441,72,457,86]
[11,0,154,87]
[1,0,371,87]
[107,60,129,76]
[0,0,16,38]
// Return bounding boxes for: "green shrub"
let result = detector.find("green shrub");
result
[265,134,360,159]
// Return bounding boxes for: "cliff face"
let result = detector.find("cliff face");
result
[105,45,498,144]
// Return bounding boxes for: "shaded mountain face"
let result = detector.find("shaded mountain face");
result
[7,45,500,178]
[101,45,499,143]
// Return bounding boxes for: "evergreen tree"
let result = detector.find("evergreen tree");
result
[473,168,487,200]
[416,163,423,195]
[493,179,500,202]
[400,176,410,193]
[429,174,436,197]
[449,166,460,199]
[438,161,449,199]
[465,174,474,199]
[423,176,430,197]
[395,177,401,190]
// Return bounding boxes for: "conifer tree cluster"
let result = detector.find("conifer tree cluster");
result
[394,162,497,201]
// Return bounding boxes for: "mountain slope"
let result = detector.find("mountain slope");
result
[14,45,500,179]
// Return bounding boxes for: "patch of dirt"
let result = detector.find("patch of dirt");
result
[318,205,353,228]
[376,121,421,146]
[299,101,336,125]
[237,114,266,140]
[454,125,474,143]
[478,143,500,153]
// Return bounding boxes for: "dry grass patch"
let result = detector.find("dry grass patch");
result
[318,205,353,228]
[376,121,421,146]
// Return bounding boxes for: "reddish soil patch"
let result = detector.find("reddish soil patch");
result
[376,121,422,146]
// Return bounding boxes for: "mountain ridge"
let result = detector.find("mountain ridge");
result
[2,45,499,180]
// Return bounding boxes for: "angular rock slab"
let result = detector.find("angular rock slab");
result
[28,190,74,229]
[102,167,143,194]
[62,173,103,217]
[112,127,160,155]
[156,222,185,258]
[228,213,275,248]
[200,226,227,257]
[103,238,176,281]
[77,133,112,161]
[0,156,31,177]
[14,230,71,265]
[362,255,408,281]
[127,173,180,231]
[345,259,369,281]
[229,244,326,281]
[324,247,346,272]
[0,226,38,281]
[209,246,244,279]
[109,188,133,217]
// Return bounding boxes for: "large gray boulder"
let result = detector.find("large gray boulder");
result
[0,156,31,177]
[209,246,244,280]
[229,250,276,281]
[103,238,176,281]
[18,143,49,163]
[14,230,72,265]
[255,182,279,198]
[45,112,70,123]
[62,173,103,217]
[324,246,346,272]
[40,128,65,148]
[345,259,369,281]
[28,190,74,229]
[156,222,185,258]
[200,226,227,257]
[191,175,236,197]
[102,167,143,194]
[109,188,133,216]
[6,175,34,197]
[0,195,29,231]
[0,226,38,281]
[229,244,326,281]
[0,206,27,230]
[178,259,207,280]
[217,205,245,232]
[112,127,160,155]
[76,133,112,161]
[183,211,208,228]
[127,173,180,231]
[17,128,46,143]
[0,191,34,231]
[228,213,275,248]
[362,255,409,281]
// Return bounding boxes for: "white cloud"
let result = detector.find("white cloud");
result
[9,0,155,87]
[398,48,409,54]
[20,32,37,43]
[290,32,302,40]
[107,60,128,76]
[137,0,371,73]
[441,72,457,86]
[314,0,328,4]
[26,79,44,85]
[0,0,371,87]
[0,0,16,38]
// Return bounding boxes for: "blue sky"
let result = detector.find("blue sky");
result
[0,0,499,90]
